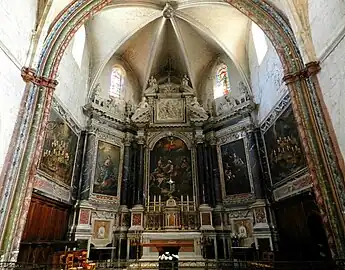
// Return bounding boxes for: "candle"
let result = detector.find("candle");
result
[181,195,183,212]
[187,195,189,212]
[159,195,161,212]
[154,195,156,212]
[193,196,196,211]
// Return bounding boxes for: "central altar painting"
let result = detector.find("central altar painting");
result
[149,136,193,202]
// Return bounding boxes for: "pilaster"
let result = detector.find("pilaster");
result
[0,67,58,261]
[283,61,345,257]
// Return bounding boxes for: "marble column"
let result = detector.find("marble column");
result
[120,133,132,206]
[206,146,215,207]
[129,142,138,207]
[135,133,145,205]
[73,131,87,201]
[208,133,221,206]
[196,143,206,205]
[202,145,211,205]
[80,131,97,200]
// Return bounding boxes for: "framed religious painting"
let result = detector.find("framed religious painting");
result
[148,136,193,202]
[93,140,121,197]
[263,105,307,185]
[38,108,79,187]
[219,136,253,197]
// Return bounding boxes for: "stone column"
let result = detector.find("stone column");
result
[0,67,58,261]
[120,133,132,206]
[283,61,345,257]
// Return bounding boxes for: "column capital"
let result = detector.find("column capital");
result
[123,132,133,147]
[195,129,205,144]
[21,67,58,88]
[206,131,217,146]
[283,61,320,85]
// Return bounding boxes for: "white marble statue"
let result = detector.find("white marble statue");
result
[131,96,150,123]
[189,97,209,121]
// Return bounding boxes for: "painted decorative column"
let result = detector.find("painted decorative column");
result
[0,67,58,261]
[284,61,345,257]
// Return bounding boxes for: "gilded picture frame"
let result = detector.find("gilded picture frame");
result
[38,108,79,187]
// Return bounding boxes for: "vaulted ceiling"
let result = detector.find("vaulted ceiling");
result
[87,0,251,91]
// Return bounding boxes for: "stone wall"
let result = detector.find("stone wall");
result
[248,23,287,124]
[307,0,345,160]
[54,32,90,127]
[0,0,37,172]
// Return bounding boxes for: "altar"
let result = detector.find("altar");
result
[141,232,203,261]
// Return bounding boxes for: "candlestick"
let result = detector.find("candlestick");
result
[187,195,189,212]
[154,195,156,212]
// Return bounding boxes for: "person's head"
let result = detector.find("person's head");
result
[104,156,112,167]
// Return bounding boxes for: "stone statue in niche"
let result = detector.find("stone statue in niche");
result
[189,97,209,121]
[131,97,151,123]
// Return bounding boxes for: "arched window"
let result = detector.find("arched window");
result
[109,67,124,98]
[72,25,86,69]
[252,22,268,65]
[214,63,230,99]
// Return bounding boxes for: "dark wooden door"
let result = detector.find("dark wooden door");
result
[18,193,71,263]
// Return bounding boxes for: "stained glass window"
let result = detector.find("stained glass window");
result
[214,63,230,99]
[109,67,124,98]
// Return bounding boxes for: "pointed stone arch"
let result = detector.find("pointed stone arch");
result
[2,0,345,261]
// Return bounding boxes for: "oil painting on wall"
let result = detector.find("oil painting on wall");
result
[264,105,306,185]
[220,139,251,196]
[38,109,78,186]
[93,141,121,196]
[149,136,193,202]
